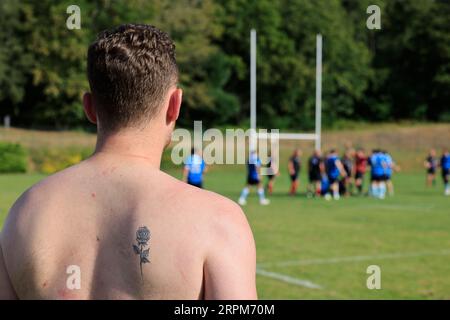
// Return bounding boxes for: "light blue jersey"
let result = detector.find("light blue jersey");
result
[184,154,206,184]
[384,153,393,177]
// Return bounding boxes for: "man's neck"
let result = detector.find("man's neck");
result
[94,128,166,169]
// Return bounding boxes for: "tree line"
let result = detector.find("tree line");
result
[0,0,449,130]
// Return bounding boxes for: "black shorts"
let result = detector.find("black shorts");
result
[371,174,385,182]
[267,175,275,181]
[344,168,352,178]
[188,181,203,188]
[443,169,449,183]
[355,171,364,180]
[309,171,321,182]
[290,174,299,182]
[427,168,436,174]
[328,175,339,184]
[247,176,260,185]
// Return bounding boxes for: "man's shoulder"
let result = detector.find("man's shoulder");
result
[2,162,91,235]
[195,189,250,242]
[163,173,246,227]
[171,176,242,215]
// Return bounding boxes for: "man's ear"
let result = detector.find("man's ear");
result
[166,88,182,125]
[83,92,97,124]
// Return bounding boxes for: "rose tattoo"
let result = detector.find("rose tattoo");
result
[133,226,150,280]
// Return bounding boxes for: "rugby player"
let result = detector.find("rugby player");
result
[369,149,387,199]
[440,148,450,196]
[424,149,438,187]
[238,151,270,206]
[340,149,354,196]
[265,153,279,195]
[307,150,322,198]
[382,150,398,196]
[288,149,301,196]
[183,148,207,188]
[354,148,368,195]
[324,149,347,200]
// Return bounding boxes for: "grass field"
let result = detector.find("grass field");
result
[1,167,449,299]
[1,124,449,299]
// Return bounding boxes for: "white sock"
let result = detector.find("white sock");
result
[240,187,249,200]
[379,182,386,199]
[372,184,379,197]
[257,188,266,201]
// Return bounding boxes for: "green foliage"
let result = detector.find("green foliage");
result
[0,143,27,173]
[0,1,33,114]
[30,146,92,174]
[0,0,448,130]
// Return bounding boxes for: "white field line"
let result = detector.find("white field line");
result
[258,249,450,269]
[256,268,323,289]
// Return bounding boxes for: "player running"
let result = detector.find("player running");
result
[440,148,450,196]
[324,149,347,200]
[307,150,322,198]
[424,149,438,187]
[288,149,301,196]
[238,151,270,205]
[369,149,387,199]
[354,148,368,195]
[183,148,207,188]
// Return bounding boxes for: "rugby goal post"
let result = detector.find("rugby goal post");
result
[249,29,322,151]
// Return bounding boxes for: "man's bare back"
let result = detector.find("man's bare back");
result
[0,24,257,300]
[0,152,256,299]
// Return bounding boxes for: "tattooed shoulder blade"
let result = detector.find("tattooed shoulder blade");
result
[132,226,151,280]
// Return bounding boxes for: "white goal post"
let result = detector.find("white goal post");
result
[250,29,322,151]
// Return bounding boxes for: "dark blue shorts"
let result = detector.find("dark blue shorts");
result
[355,171,364,180]
[443,169,449,183]
[371,174,385,182]
[188,180,203,188]
[327,175,339,184]
[309,171,321,182]
[247,176,260,185]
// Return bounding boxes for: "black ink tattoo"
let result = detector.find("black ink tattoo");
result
[133,226,151,280]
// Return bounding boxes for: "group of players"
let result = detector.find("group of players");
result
[424,148,450,195]
[258,148,399,203]
[183,146,450,206]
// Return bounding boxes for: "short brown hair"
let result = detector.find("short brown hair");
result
[87,24,178,132]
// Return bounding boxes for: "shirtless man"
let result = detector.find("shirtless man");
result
[0,24,257,300]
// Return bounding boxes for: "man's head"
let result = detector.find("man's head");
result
[84,24,181,140]
[345,148,354,158]
[429,149,436,157]
[356,148,365,157]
